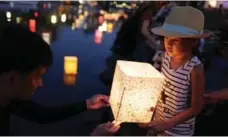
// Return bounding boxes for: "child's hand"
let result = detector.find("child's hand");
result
[148,120,172,134]
[138,107,155,128]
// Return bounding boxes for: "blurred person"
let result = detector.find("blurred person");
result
[138,6,209,136]
[133,1,159,62]
[194,41,228,136]
[0,24,120,136]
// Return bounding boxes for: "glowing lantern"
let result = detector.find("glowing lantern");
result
[94,30,103,44]
[84,11,88,16]
[51,15,57,24]
[6,11,11,18]
[208,0,217,8]
[79,15,84,21]
[72,23,76,30]
[107,23,113,33]
[100,10,105,15]
[16,17,21,23]
[29,19,36,33]
[61,14,67,23]
[34,12,38,17]
[42,32,51,45]
[75,19,81,28]
[64,74,77,85]
[109,60,165,123]
[64,56,78,75]
[43,4,47,8]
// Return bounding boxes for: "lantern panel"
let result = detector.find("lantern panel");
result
[109,60,165,123]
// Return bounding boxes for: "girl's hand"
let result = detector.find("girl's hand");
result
[147,120,173,134]
[138,107,155,128]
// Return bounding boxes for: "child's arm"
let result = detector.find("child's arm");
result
[147,64,204,132]
[168,64,204,127]
[167,64,204,127]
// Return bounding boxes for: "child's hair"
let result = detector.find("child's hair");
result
[191,39,211,71]
[192,39,203,62]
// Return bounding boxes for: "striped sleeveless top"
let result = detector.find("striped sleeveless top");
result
[148,53,202,136]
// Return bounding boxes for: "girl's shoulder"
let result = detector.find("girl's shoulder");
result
[191,56,202,66]
[189,56,203,73]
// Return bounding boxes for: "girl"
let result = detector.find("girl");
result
[139,6,210,136]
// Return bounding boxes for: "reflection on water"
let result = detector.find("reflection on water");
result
[64,74,77,86]
[1,2,131,47]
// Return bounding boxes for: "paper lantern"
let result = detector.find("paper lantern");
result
[109,60,165,123]
[64,74,77,85]
[51,15,57,24]
[64,56,78,75]
[29,19,36,33]
[61,14,67,23]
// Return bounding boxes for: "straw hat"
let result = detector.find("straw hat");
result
[152,6,211,38]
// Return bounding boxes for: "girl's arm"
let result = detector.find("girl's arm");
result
[168,64,204,127]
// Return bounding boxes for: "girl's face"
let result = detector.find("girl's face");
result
[164,37,195,57]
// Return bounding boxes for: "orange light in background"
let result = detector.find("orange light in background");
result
[98,16,103,25]
[79,14,84,21]
[29,19,36,32]
[64,56,78,75]
[64,74,77,85]
[94,30,103,44]
[34,12,38,17]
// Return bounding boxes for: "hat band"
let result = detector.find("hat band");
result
[162,23,202,36]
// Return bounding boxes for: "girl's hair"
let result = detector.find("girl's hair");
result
[191,39,211,71]
[192,39,203,62]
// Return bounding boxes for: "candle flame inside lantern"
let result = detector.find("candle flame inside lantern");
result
[64,56,78,75]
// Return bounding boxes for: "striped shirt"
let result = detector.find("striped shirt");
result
[148,52,201,136]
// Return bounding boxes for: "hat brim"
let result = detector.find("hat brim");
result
[152,27,211,38]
